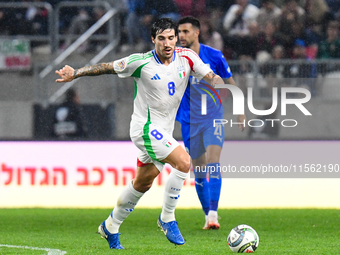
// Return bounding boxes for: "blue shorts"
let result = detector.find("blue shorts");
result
[181,119,225,160]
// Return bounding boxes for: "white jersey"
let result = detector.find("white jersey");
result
[113,47,212,137]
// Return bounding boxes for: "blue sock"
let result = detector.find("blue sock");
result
[194,176,210,216]
[208,163,221,211]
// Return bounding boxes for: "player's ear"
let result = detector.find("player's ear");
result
[196,28,200,37]
[151,37,155,44]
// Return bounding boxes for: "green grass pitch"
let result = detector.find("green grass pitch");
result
[0,208,339,254]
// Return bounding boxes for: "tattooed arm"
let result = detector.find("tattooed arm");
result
[55,62,116,83]
[202,71,224,88]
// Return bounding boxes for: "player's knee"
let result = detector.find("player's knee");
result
[206,145,222,163]
[206,154,220,164]
[176,155,191,173]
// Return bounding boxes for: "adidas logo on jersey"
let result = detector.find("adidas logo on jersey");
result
[151,74,161,80]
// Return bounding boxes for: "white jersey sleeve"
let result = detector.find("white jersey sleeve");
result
[113,52,153,78]
[176,48,212,81]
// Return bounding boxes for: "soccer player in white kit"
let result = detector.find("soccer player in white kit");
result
[56,18,224,249]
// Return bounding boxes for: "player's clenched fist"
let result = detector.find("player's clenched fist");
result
[55,65,75,83]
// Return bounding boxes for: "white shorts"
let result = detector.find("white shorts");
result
[131,123,179,172]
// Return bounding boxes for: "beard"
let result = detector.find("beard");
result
[181,39,194,48]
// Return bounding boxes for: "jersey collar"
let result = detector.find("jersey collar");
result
[152,49,176,65]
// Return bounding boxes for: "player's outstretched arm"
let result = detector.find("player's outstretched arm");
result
[55,65,75,83]
[55,62,116,83]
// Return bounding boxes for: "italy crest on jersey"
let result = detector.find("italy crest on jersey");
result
[179,71,185,79]
[177,65,185,79]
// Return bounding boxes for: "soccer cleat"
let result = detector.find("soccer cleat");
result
[157,215,185,245]
[203,222,210,229]
[203,212,220,230]
[208,220,220,230]
[97,221,124,249]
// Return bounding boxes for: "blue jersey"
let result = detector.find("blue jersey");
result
[176,44,232,124]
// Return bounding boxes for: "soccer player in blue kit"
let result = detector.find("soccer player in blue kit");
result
[176,16,246,229]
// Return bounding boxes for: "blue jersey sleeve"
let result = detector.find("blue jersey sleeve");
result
[215,52,232,79]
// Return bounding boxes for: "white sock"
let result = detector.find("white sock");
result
[161,168,188,223]
[208,210,218,222]
[105,181,144,233]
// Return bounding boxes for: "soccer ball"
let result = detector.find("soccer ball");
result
[227,224,259,253]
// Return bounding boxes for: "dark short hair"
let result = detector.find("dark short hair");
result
[151,18,178,39]
[178,16,200,30]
